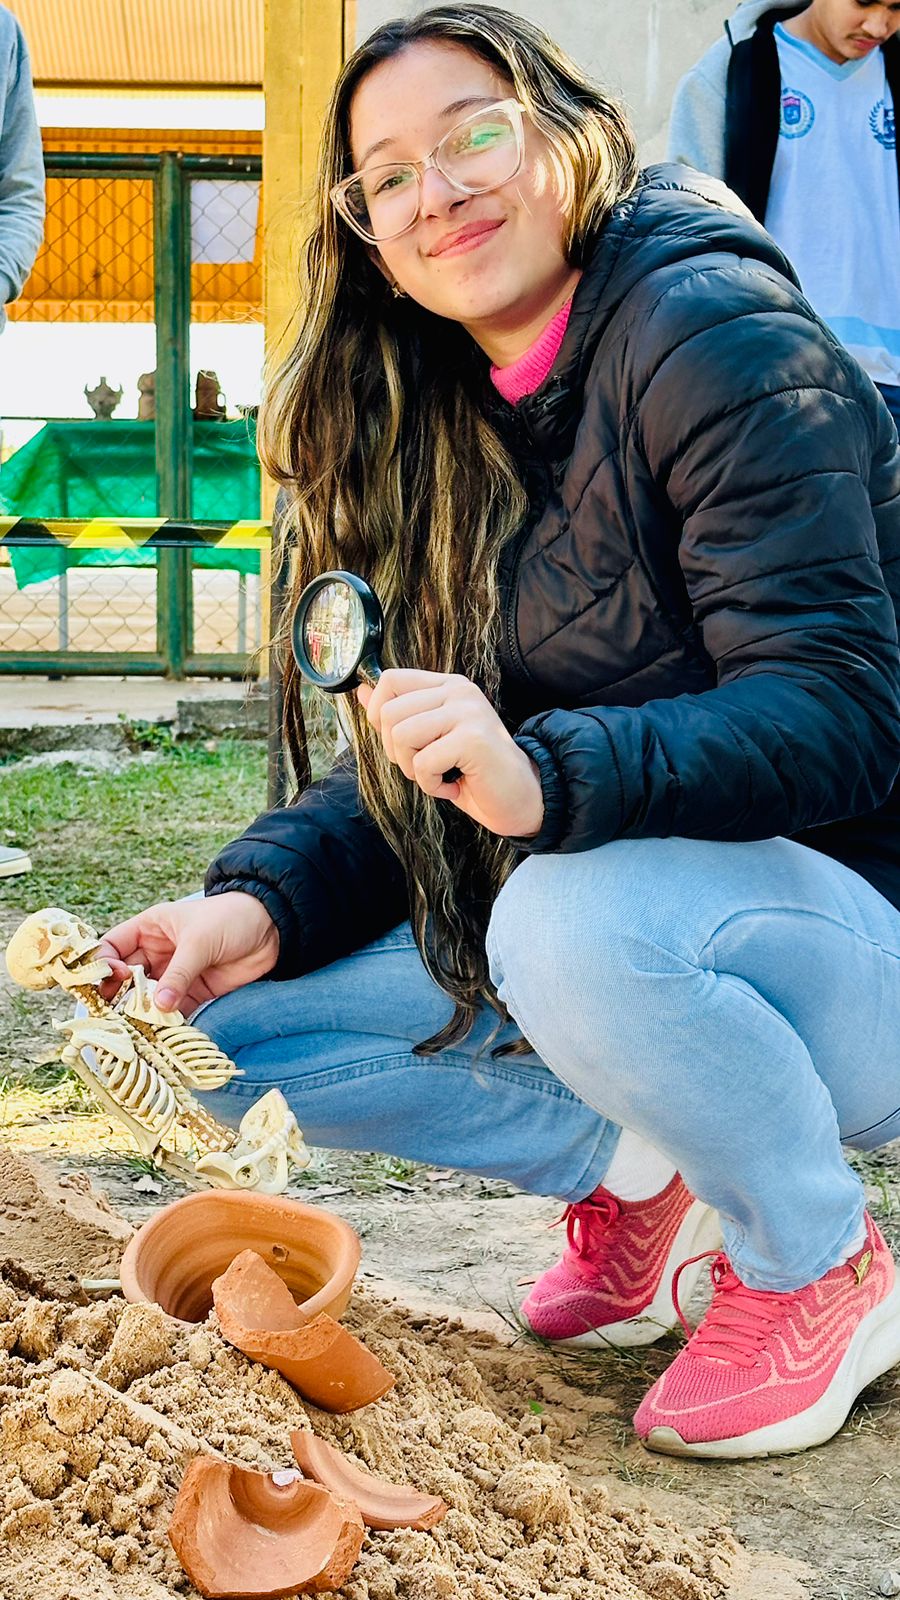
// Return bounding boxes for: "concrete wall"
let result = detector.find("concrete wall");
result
[354,0,733,160]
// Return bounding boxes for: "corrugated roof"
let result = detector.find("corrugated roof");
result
[10,0,263,89]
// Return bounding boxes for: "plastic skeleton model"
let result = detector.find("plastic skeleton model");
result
[4,909,309,1192]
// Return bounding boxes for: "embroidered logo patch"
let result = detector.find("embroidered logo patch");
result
[780,87,815,138]
[869,99,897,150]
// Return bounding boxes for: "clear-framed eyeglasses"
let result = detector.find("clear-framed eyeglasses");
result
[331,98,526,245]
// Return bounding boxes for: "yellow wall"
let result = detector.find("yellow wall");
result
[260,0,348,644]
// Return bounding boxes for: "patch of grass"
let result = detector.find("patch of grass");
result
[116,715,179,755]
[115,1152,171,1182]
[478,1286,678,1408]
[5,1058,85,1095]
[0,1067,94,1126]
[334,1152,424,1194]
[0,740,273,1121]
[610,1452,682,1493]
[0,739,269,927]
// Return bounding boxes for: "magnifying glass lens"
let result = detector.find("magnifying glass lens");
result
[303,581,367,687]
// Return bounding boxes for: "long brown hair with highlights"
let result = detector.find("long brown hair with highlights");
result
[259,5,639,1051]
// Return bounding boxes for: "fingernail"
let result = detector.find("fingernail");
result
[156,988,177,1009]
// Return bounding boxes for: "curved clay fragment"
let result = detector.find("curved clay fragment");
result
[212,1249,395,1412]
[291,1430,448,1531]
[169,1457,365,1598]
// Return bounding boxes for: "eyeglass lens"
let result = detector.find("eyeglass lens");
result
[343,106,520,241]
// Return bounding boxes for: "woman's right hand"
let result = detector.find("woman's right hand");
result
[95,892,280,1016]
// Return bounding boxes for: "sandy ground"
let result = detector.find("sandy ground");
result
[1,904,898,1598]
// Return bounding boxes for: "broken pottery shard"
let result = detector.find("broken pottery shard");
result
[212,1249,395,1412]
[169,1456,364,1598]
[291,1430,448,1531]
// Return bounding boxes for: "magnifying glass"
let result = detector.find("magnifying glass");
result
[291,571,384,693]
[291,570,461,783]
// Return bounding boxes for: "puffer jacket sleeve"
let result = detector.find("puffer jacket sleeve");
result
[512,267,900,853]
[205,751,409,978]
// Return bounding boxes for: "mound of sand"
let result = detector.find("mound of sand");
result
[0,1146,742,1599]
[0,1274,740,1600]
[0,1147,132,1301]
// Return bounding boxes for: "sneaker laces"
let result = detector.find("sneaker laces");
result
[671,1251,800,1367]
[553,1190,623,1276]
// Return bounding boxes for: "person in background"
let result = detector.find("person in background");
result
[668,0,900,432]
[0,2,43,881]
[0,1,43,334]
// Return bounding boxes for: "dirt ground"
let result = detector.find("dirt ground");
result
[1,903,899,1599]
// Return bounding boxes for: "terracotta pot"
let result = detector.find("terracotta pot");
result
[119,1191,360,1323]
[213,1249,395,1412]
[291,1430,448,1530]
[169,1456,364,1598]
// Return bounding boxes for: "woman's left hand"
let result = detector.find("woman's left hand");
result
[357,669,544,838]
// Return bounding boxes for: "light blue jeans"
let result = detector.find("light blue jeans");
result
[198,836,900,1291]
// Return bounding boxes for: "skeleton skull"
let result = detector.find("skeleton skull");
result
[4,909,111,990]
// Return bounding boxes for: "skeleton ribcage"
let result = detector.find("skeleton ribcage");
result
[91,1045,178,1133]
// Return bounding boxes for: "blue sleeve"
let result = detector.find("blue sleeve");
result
[666,52,729,178]
[0,14,45,321]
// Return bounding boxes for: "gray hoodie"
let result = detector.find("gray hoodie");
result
[0,4,44,332]
[667,1,793,175]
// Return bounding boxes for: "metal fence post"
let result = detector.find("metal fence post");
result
[154,152,193,678]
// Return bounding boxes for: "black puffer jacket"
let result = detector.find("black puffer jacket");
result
[207,165,900,979]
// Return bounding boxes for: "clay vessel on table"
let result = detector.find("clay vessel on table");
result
[213,1249,395,1412]
[169,1456,364,1598]
[291,1430,448,1530]
[119,1191,360,1323]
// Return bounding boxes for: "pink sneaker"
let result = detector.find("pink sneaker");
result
[520,1174,721,1348]
[634,1213,900,1458]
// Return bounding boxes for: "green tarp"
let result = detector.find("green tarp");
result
[0,419,261,588]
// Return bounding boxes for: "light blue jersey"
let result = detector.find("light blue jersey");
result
[765,24,900,387]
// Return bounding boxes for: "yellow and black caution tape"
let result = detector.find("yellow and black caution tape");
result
[0,517,271,550]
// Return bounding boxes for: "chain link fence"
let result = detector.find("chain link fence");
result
[0,150,265,675]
